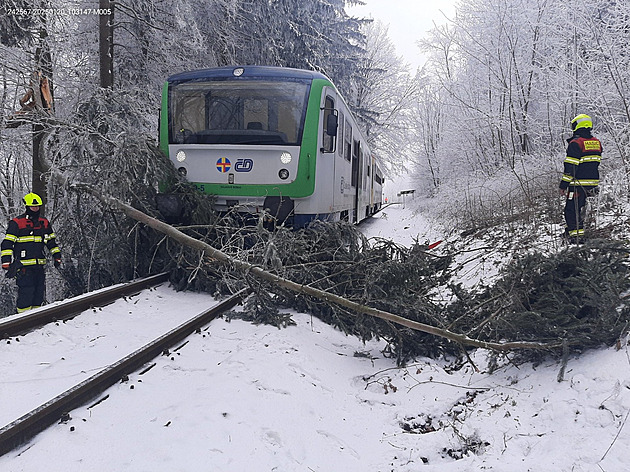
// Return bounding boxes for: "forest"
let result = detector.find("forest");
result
[1,0,630,360]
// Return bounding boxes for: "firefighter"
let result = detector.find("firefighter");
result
[1,193,61,313]
[559,114,602,243]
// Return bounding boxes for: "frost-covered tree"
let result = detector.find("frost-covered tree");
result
[421,0,558,172]
[0,1,58,209]
[114,0,222,89]
[0,0,37,47]
[408,82,444,193]
[349,20,418,176]
[417,0,630,224]
[0,0,381,315]
[226,0,365,95]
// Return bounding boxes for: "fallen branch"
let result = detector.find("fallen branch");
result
[69,181,562,353]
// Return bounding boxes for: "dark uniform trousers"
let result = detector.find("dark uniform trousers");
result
[16,266,46,309]
[564,187,588,235]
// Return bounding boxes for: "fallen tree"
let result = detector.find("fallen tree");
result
[66,182,562,354]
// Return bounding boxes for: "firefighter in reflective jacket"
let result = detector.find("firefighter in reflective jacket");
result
[1,193,61,313]
[560,114,602,241]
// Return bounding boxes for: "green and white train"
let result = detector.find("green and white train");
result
[159,66,383,227]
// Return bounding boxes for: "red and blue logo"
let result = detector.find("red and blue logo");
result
[216,157,231,173]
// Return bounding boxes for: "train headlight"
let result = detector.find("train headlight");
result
[176,150,186,162]
[178,167,187,177]
[278,169,290,180]
[280,152,292,164]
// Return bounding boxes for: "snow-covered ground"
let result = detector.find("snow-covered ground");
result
[1,204,630,471]
[360,203,443,248]
[0,286,223,427]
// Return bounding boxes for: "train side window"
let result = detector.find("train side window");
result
[344,121,352,162]
[337,112,345,158]
[359,146,368,188]
[359,146,367,188]
[322,96,337,153]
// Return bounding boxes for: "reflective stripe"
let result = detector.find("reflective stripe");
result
[1,249,13,256]
[16,235,43,243]
[44,233,56,242]
[576,179,599,186]
[4,234,17,242]
[50,247,60,254]
[564,155,600,166]
[561,176,599,186]
[569,229,585,237]
[20,258,47,266]
[17,306,33,313]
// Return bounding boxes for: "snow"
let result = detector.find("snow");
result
[0,286,220,428]
[360,204,442,248]
[2,205,630,471]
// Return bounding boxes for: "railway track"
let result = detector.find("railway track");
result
[0,272,170,338]
[0,279,250,456]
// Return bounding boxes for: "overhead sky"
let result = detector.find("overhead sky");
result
[347,0,457,69]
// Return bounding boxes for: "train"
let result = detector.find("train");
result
[158,65,383,228]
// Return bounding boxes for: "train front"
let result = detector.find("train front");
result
[159,66,321,225]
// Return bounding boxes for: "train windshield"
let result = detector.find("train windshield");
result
[169,79,310,145]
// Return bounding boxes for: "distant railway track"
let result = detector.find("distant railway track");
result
[0,286,250,456]
[0,272,170,338]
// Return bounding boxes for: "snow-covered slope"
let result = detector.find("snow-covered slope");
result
[2,204,629,472]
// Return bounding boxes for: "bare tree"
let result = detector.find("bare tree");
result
[351,20,418,175]
[99,0,114,88]
[415,0,630,229]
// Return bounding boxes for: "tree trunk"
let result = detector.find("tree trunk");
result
[33,12,53,212]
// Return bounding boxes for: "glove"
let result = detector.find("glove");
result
[54,258,61,268]
[5,260,22,279]
[1,262,9,271]
[586,187,599,197]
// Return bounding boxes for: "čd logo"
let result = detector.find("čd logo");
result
[216,158,253,173]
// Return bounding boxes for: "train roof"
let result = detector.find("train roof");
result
[167,66,332,84]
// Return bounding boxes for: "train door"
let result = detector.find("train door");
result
[366,154,373,216]
[345,117,353,218]
[333,109,347,218]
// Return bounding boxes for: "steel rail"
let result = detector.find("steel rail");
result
[0,287,251,456]
[0,272,170,338]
